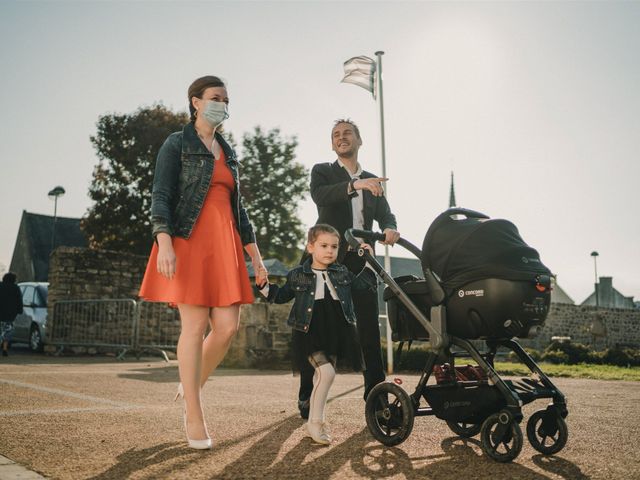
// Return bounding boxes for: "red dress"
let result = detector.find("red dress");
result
[139,150,254,307]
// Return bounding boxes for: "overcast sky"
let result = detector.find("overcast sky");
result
[1,1,638,303]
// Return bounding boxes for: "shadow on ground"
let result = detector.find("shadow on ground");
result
[85,442,202,480]
[117,365,295,384]
[88,409,588,480]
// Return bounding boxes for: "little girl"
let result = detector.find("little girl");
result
[259,224,367,445]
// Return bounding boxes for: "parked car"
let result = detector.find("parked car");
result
[14,282,49,352]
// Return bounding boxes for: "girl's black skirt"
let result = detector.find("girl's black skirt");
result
[292,291,364,372]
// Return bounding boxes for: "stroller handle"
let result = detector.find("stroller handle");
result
[345,229,386,247]
[444,207,490,220]
[345,229,423,259]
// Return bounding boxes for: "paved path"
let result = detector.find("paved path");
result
[1,351,639,479]
[0,453,46,479]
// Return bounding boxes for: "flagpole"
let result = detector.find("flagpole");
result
[375,50,393,375]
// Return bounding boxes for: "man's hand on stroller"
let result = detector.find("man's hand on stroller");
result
[382,228,401,246]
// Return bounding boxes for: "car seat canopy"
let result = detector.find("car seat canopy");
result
[422,208,551,290]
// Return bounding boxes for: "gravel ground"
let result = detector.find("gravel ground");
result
[1,350,639,480]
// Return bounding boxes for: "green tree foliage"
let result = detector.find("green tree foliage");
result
[82,105,188,255]
[239,127,308,264]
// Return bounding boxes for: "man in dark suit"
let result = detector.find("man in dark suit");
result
[298,119,400,417]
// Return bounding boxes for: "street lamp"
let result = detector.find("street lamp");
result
[590,251,599,307]
[48,186,65,251]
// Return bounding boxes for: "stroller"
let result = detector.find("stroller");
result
[345,208,568,463]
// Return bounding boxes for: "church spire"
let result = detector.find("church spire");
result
[449,171,457,208]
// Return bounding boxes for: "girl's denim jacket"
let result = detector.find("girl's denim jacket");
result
[264,258,375,333]
[150,122,255,245]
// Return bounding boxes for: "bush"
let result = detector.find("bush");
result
[543,341,592,364]
[541,350,570,364]
[382,342,640,370]
[594,347,640,367]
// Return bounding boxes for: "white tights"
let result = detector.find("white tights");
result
[308,360,336,423]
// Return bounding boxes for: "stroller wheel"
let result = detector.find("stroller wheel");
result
[526,409,568,455]
[446,420,482,438]
[365,382,415,446]
[480,411,523,463]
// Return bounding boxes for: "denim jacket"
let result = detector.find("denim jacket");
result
[150,122,256,244]
[264,258,360,333]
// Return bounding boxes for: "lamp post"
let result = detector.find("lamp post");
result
[590,251,599,307]
[48,186,65,251]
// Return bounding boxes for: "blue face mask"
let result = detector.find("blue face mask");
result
[202,100,229,128]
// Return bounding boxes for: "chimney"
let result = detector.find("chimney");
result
[599,277,613,307]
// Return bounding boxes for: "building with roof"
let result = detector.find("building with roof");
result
[581,276,635,310]
[9,211,87,282]
[550,276,575,305]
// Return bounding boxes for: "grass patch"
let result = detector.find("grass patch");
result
[382,343,640,381]
[493,361,640,382]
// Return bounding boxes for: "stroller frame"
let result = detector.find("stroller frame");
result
[345,229,568,463]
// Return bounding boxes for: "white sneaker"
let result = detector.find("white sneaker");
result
[306,421,332,445]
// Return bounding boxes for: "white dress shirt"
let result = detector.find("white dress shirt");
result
[338,159,364,231]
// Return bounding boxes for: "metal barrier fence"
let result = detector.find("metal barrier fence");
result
[49,300,396,364]
[50,299,182,360]
[50,299,138,359]
[135,301,181,361]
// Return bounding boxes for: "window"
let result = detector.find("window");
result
[33,289,45,307]
[36,286,48,306]
[21,286,34,306]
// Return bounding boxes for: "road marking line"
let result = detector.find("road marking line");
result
[0,378,137,408]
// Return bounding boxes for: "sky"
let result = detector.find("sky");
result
[0,1,638,304]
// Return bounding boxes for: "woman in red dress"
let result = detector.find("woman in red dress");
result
[139,76,268,449]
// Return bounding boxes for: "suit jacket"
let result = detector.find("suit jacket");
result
[310,160,397,261]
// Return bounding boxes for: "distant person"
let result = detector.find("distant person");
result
[139,75,268,450]
[0,272,23,357]
[297,118,400,417]
[258,224,367,444]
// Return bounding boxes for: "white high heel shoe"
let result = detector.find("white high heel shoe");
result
[174,383,184,402]
[183,412,212,450]
[175,383,212,449]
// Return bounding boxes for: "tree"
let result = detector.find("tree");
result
[239,127,308,264]
[82,105,188,255]
[83,108,308,262]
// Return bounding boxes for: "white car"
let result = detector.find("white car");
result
[13,282,49,352]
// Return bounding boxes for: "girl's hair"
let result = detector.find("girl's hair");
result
[308,224,340,244]
[187,75,226,122]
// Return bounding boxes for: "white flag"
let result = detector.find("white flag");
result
[341,56,376,98]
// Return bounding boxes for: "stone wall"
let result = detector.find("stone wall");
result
[46,247,292,367]
[48,247,147,303]
[519,303,640,351]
